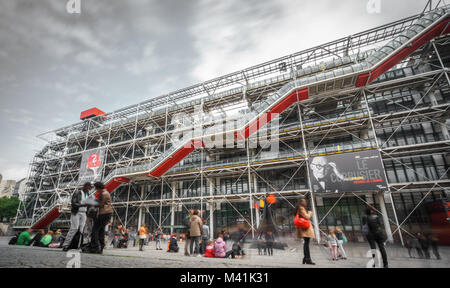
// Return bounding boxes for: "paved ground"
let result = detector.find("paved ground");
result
[0,237,448,268]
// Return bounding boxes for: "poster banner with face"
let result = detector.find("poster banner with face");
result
[78,148,106,184]
[308,150,387,194]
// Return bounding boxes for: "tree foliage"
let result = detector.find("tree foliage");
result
[0,197,20,220]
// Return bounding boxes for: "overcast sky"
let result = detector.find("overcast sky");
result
[0,0,433,181]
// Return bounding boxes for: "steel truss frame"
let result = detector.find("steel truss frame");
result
[16,3,450,248]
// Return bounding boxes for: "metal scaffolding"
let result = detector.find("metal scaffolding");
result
[15,3,450,247]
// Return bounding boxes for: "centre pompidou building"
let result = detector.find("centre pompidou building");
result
[15,4,450,245]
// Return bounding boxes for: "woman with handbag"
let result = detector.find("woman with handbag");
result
[295,198,315,265]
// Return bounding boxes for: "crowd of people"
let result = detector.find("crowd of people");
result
[405,233,441,260]
[8,183,444,267]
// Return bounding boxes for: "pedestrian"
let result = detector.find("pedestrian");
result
[189,210,203,257]
[201,219,210,254]
[417,233,430,259]
[405,234,414,258]
[214,234,226,258]
[62,182,91,251]
[139,224,147,251]
[167,234,179,253]
[130,228,137,247]
[296,198,315,265]
[362,206,388,268]
[111,225,122,248]
[328,230,338,261]
[184,210,193,256]
[428,234,440,260]
[335,226,347,260]
[88,182,113,254]
[257,237,265,255]
[410,235,423,258]
[155,227,163,250]
[16,228,32,246]
[264,230,274,256]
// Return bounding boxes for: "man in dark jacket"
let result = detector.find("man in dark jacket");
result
[362,206,388,268]
[62,182,92,251]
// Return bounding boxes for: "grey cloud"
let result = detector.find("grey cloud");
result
[0,0,433,180]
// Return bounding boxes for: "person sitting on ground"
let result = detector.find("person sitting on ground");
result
[214,234,226,258]
[49,230,64,248]
[225,241,246,259]
[53,229,64,244]
[167,234,179,253]
[16,228,33,246]
[30,229,45,247]
[40,230,54,248]
[204,241,215,258]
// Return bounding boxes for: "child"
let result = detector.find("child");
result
[328,230,338,261]
[167,234,179,253]
[214,234,226,258]
[204,241,215,258]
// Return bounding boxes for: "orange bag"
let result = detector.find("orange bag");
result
[294,214,311,229]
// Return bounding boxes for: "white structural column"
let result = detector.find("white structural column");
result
[209,177,215,240]
[296,101,321,242]
[377,191,394,243]
[253,174,260,229]
[137,185,145,228]
[170,182,176,234]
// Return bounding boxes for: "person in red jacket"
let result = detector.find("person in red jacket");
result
[204,241,215,258]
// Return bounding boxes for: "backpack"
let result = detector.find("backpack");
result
[9,235,18,245]
[68,230,84,250]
